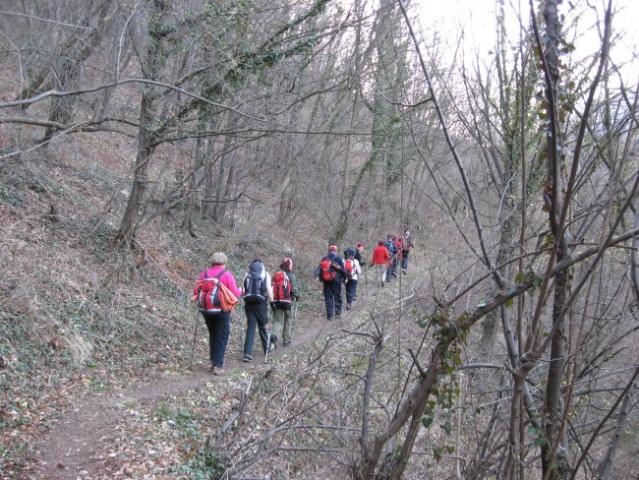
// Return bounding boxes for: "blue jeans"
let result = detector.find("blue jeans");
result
[243,301,269,356]
[203,311,231,367]
[323,278,343,319]
[345,278,358,305]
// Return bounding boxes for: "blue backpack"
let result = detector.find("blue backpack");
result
[385,240,397,255]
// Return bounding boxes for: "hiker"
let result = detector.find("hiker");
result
[241,258,274,363]
[193,252,243,375]
[393,235,402,277]
[343,248,362,310]
[354,242,365,267]
[371,240,391,287]
[385,234,398,282]
[270,257,300,347]
[317,245,346,320]
[400,229,414,273]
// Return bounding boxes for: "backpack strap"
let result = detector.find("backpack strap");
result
[215,269,227,281]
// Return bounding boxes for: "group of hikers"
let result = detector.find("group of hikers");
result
[192,230,414,375]
[317,229,414,321]
[192,253,300,375]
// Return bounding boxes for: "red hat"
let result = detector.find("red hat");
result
[329,245,338,252]
[281,257,293,270]
[357,242,364,248]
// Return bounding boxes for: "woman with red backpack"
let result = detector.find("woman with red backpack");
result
[192,252,243,376]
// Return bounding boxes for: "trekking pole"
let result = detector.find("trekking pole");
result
[291,301,299,343]
[237,300,244,354]
[190,308,200,367]
[364,263,368,287]
[264,305,272,364]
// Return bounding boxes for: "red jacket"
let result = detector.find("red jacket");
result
[371,245,390,265]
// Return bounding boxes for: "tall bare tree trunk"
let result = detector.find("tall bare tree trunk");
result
[117,93,156,245]
[538,1,570,478]
[116,0,168,246]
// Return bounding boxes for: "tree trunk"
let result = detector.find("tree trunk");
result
[116,93,156,245]
[116,0,169,246]
[538,1,570,478]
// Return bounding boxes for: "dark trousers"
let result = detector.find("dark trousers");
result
[345,278,358,306]
[203,311,231,367]
[387,255,398,281]
[323,278,343,319]
[401,251,410,270]
[243,301,269,356]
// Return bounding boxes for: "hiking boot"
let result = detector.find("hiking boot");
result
[327,316,333,321]
[346,303,352,310]
[283,342,291,347]
[267,342,276,353]
[213,367,225,376]
[243,355,252,363]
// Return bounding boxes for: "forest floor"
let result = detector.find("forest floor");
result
[2,155,425,480]
[25,283,388,480]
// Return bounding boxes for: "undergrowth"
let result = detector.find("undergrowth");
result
[0,156,311,478]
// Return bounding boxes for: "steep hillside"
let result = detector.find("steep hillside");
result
[1,137,434,480]
[0,141,351,477]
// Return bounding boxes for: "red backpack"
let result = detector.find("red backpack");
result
[195,269,238,312]
[344,259,354,278]
[319,258,337,281]
[272,270,292,305]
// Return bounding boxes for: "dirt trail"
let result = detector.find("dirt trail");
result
[27,307,345,480]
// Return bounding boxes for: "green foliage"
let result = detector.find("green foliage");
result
[422,411,434,428]
[432,444,455,463]
[156,402,229,480]
[176,444,228,480]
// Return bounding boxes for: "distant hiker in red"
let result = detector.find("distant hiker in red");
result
[270,257,299,347]
[371,240,391,287]
[317,245,346,320]
[193,252,242,376]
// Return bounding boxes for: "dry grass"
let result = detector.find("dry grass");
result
[1,131,443,479]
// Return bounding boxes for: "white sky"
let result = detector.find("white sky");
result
[414,0,639,82]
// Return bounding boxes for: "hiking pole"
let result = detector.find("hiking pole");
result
[264,305,272,364]
[190,308,200,367]
[293,301,298,337]
[364,263,368,287]
[237,300,244,354]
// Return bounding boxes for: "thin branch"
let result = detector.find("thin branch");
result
[0,10,93,30]
[0,78,268,123]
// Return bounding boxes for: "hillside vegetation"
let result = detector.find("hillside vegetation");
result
[3,0,639,479]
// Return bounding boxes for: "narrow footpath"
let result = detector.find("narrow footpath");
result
[28,296,368,480]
